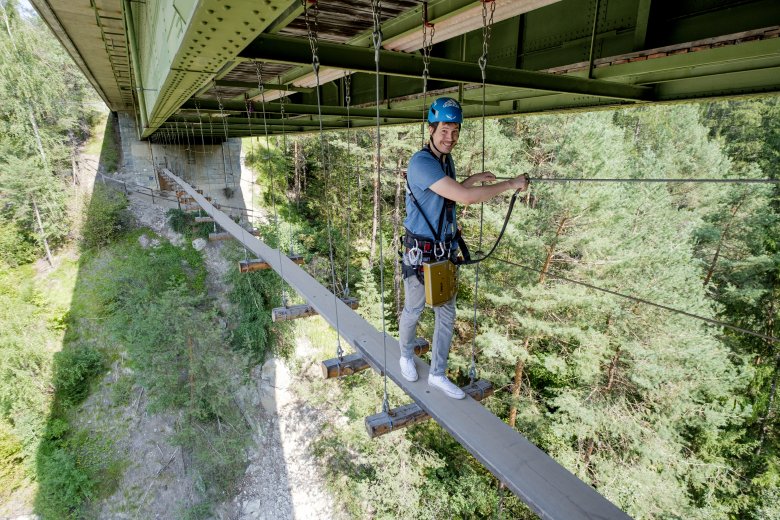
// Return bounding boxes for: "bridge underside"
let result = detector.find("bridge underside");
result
[31,0,780,140]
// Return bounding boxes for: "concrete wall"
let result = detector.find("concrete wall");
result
[117,112,246,210]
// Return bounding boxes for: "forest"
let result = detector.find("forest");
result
[1,1,779,518]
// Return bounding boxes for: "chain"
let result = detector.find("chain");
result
[255,61,289,307]
[370,0,391,416]
[304,0,345,362]
[478,0,496,81]
[344,72,353,304]
[213,81,231,185]
[421,2,435,147]
[304,0,320,75]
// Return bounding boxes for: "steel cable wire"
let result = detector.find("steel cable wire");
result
[489,255,779,344]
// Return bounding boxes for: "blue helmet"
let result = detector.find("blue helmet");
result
[428,97,463,124]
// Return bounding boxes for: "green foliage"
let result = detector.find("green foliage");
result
[0,264,57,499]
[283,99,779,519]
[35,447,93,519]
[0,2,98,262]
[51,346,104,409]
[166,208,211,239]
[79,184,131,250]
[0,220,37,266]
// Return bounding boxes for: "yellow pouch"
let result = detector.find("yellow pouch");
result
[423,260,458,306]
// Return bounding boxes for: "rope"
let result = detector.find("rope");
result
[371,0,391,415]
[489,255,780,345]
[304,0,345,360]
[469,0,496,384]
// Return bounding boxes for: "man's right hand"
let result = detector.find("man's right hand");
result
[509,173,529,191]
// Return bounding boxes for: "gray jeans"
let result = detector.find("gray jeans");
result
[398,262,457,377]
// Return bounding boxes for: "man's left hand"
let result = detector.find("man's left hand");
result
[469,171,497,184]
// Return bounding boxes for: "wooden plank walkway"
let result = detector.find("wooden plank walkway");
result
[162,169,632,520]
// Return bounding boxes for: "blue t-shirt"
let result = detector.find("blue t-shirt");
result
[404,147,457,241]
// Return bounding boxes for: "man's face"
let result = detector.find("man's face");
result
[429,122,460,154]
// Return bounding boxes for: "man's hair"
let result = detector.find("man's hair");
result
[429,122,462,131]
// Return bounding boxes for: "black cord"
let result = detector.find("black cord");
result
[459,188,523,266]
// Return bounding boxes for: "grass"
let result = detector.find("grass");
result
[82,110,108,157]
[83,109,120,173]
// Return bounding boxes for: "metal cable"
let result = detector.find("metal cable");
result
[255,61,289,307]
[470,0,496,384]
[344,73,353,305]
[279,83,297,263]
[371,0,391,415]
[499,176,780,184]
[490,255,779,344]
[304,0,344,360]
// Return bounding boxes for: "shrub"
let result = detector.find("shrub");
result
[35,447,92,519]
[51,345,105,408]
[0,221,37,266]
[80,184,131,250]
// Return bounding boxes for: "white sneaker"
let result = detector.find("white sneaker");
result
[428,374,466,399]
[399,357,418,382]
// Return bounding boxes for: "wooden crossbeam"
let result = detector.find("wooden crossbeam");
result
[194,216,214,223]
[272,297,359,322]
[365,380,494,438]
[238,255,304,273]
[321,338,430,379]
[208,231,231,241]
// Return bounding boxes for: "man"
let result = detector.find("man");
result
[398,97,529,399]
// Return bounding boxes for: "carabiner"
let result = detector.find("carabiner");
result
[434,242,446,260]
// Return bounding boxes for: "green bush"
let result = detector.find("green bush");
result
[80,184,131,250]
[0,221,37,266]
[35,447,92,519]
[166,208,212,239]
[51,346,104,408]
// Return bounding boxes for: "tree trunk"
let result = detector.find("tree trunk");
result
[369,148,380,269]
[539,215,568,284]
[32,198,53,267]
[605,346,621,392]
[1,2,16,49]
[757,292,778,454]
[28,107,48,172]
[703,199,744,287]
[293,140,302,203]
[508,337,530,429]
[393,158,403,316]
